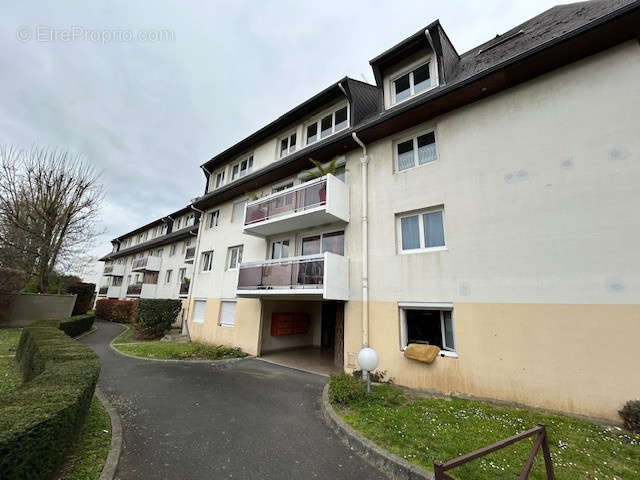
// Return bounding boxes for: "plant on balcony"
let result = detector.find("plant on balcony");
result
[304,158,339,203]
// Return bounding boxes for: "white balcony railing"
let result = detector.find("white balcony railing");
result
[103,264,125,276]
[126,283,157,298]
[131,256,162,272]
[107,285,122,299]
[236,252,349,300]
[243,174,349,237]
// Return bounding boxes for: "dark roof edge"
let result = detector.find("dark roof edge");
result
[100,224,198,261]
[109,204,194,243]
[369,20,440,66]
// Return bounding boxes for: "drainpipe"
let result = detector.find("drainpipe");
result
[181,204,204,339]
[351,132,369,348]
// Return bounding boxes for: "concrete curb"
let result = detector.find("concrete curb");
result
[96,388,122,480]
[321,383,434,480]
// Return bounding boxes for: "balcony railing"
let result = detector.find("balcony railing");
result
[103,264,125,276]
[236,252,349,300]
[184,247,196,262]
[107,285,122,299]
[131,256,161,272]
[179,282,190,296]
[243,174,349,237]
[98,286,108,296]
[127,284,142,296]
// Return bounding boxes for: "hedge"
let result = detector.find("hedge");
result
[0,326,100,479]
[66,282,95,315]
[0,267,26,323]
[135,298,182,340]
[95,298,137,323]
[34,313,95,338]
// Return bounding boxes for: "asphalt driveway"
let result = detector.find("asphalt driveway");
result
[81,321,387,479]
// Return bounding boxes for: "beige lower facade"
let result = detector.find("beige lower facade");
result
[187,296,639,422]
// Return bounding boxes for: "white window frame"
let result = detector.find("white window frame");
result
[169,244,176,256]
[279,131,298,158]
[213,169,225,190]
[393,128,438,173]
[399,303,457,357]
[177,267,186,285]
[165,269,172,284]
[231,199,247,223]
[269,238,291,260]
[192,299,206,323]
[226,245,243,270]
[396,207,446,254]
[390,59,437,106]
[200,250,214,272]
[231,155,254,181]
[207,209,220,228]
[305,103,349,146]
[298,228,345,256]
[219,300,236,327]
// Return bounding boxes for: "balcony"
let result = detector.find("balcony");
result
[131,256,161,272]
[243,174,349,237]
[126,283,157,298]
[236,252,349,300]
[184,247,196,263]
[107,285,122,298]
[103,264,125,276]
[98,286,108,296]
[179,281,190,298]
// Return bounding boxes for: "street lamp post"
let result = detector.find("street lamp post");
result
[357,347,379,393]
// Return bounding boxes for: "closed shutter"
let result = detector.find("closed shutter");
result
[220,301,236,326]
[193,300,206,323]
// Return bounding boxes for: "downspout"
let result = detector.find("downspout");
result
[351,132,369,348]
[182,204,204,339]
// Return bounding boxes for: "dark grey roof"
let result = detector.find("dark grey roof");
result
[100,224,198,261]
[110,204,194,244]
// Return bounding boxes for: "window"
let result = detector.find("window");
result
[182,239,191,254]
[175,217,182,230]
[272,182,293,194]
[201,250,214,272]
[400,306,455,353]
[214,170,225,189]
[193,299,206,323]
[219,300,236,326]
[395,131,437,172]
[279,132,297,157]
[207,209,219,228]
[178,267,187,284]
[165,270,172,284]
[185,214,195,226]
[301,230,344,256]
[231,156,253,181]
[398,208,445,252]
[227,245,243,270]
[306,105,348,145]
[393,62,432,104]
[270,239,290,259]
[155,248,164,257]
[169,244,176,256]
[232,200,247,222]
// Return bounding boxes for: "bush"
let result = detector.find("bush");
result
[0,268,26,323]
[619,400,640,433]
[352,369,393,384]
[1,326,100,479]
[34,314,95,338]
[329,372,366,405]
[66,282,95,315]
[134,298,182,340]
[95,298,137,323]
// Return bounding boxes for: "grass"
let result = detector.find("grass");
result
[333,382,640,479]
[115,341,247,361]
[56,396,111,480]
[0,328,21,397]
[111,325,139,344]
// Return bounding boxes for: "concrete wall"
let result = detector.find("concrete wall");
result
[2,293,77,327]
[260,300,322,353]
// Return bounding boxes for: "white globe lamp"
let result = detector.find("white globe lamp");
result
[358,347,379,392]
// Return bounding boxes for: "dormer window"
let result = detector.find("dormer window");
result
[392,62,431,104]
[306,105,348,146]
[279,132,297,157]
[214,170,225,189]
[231,156,253,181]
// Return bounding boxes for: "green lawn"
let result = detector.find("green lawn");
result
[0,328,22,355]
[111,325,139,344]
[114,341,247,361]
[0,328,21,397]
[333,382,640,479]
[56,396,111,480]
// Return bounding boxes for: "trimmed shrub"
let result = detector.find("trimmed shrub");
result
[328,372,366,405]
[619,400,640,433]
[34,314,95,338]
[66,282,95,315]
[135,298,182,340]
[1,326,100,479]
[95,298,137,323]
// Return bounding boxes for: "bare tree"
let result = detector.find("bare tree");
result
[0,146,104,292]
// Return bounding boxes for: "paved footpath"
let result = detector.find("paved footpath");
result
[81,321,387,480]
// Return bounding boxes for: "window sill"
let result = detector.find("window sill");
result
[390,83,439,109]
[400,347,458,359]
[399,246,447,255]
[395,159,438,174]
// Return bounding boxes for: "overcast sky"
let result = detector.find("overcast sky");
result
[1,0,571,270]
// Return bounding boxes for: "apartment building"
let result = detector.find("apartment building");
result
[100,0,640,422]
[98,207,200,302]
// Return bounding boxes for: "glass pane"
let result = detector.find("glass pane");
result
[271,242,281,259]
[290,133,296,151]
[302,235,321,255]
[417,132,437,165]
[401,215,420,250]
[320,114,333,138]
[443,311,454,350]
[321,231,344,255]
[397,139,415,171]
[334,107,348,131]
[232,164,239,179]
[413,64,431,93]
[229,248,238,268]
[424,211,445,247]
[280,138,288,157]
[394,73,411,102]
[281,240,290,258]
[306,123,317,144]
[297,258,324,286]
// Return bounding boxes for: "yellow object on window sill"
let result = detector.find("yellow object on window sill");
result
[404,344,440,364]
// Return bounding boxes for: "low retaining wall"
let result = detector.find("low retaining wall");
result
[1,292,77,327]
